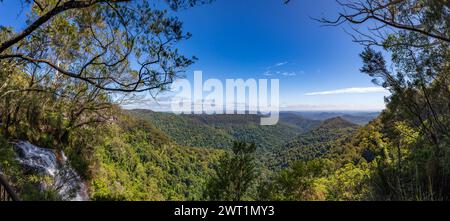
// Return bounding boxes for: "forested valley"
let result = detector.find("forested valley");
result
[0,0,449,201]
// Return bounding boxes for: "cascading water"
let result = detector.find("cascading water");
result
[13,140,89,201]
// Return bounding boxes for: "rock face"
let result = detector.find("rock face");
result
[14,141,89,201]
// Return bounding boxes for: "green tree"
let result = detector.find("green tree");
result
[0,0,208,199]
[0,0,208,93]
[321,0,450,200]
[258,159,332,201]
[205,142,257,201]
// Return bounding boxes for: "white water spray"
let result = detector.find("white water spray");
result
[14,141,89,201]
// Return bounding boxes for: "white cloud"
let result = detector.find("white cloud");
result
[274,61,288,67]
[305,87,388,96]
[282,72,296,76]
[262,71,272,76]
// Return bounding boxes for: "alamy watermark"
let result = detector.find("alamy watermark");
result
[170,71,279,125]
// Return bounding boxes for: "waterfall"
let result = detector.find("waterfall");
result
[13,141,89,201]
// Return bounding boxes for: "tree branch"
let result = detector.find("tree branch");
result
[0,0,130,54]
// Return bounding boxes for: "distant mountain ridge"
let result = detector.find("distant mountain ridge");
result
[285,111,379,125]
[269,117,358,169]
[127,110,321,153]
[127,110,363,169]
[279,112,322,131]
[314,117,358,130]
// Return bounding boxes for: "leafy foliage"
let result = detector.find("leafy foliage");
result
[128,110,315,153]
[1,0,449,202]
[0,0,199,92]
[269,117,358,169]
[89,112,223,200]
[204,142,257,201]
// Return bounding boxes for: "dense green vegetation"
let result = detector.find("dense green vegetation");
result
[129,110,315,153]
[0,0,449,202]
[129,110,235,149]
[269,117,358,169]
[205,142,258,201]
[0,108,224,200]
[90,113,223,200]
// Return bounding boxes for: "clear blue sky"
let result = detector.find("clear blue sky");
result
[171,0,388,111]
[0,0,388,111]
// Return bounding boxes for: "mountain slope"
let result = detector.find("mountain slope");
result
[279,112,322,130]
[128,109,234,149]
[269,117,358,169]
[127,110,320,153]
[90,111,224,200]
[314,117,358,130]
[286,111,379,125]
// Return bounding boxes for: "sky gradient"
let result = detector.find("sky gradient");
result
[169,0,389,111]
[0,0,389,111]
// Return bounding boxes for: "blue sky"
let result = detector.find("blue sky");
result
[0,0,389,111]
[170,0,388,111]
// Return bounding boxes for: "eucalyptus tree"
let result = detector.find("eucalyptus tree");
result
[320,0,450,200]
[0,0,210,146]
[205,142,258,201]
[0,0,213,93]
